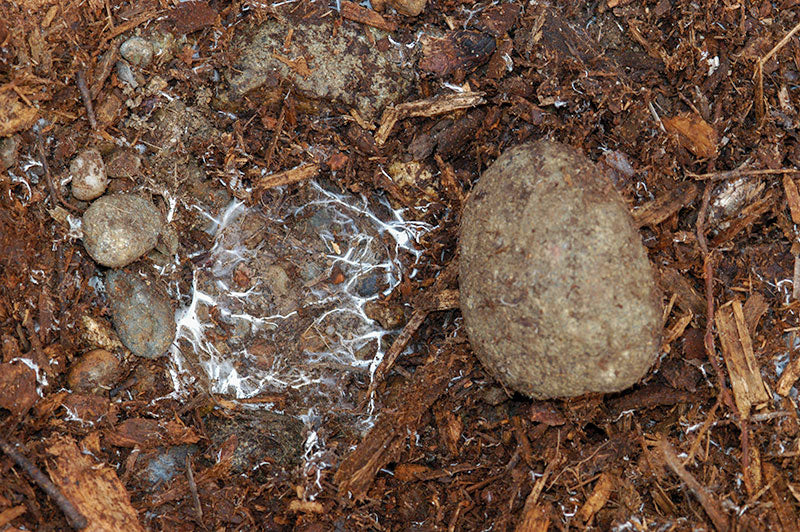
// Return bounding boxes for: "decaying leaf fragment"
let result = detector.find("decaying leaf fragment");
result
[662,112,717,158]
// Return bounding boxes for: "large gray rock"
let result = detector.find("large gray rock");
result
[226,11,413,120]
[82,194,163,267]
[459,140,662,399]
[106,270,175,359]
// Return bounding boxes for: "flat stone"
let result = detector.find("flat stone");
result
[226,11,413,120]
[106,270,176,359]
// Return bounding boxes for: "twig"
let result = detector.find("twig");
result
[100,11,158,44]
[76,70,97,130]
[755,20,800,125]
[367,309,427,398]
[760,20,800,66]
[264,98,287,169]
[658,437,730,532]
[696,183,736,414]
[688,168,797,181]
[0,437,88,530]
[186,455,203,524]
[253,163,320,192]
[375,92,486,146]
[90,46,118,100]
[696,181,751,490]
[35,132,80,213]
[339,0,396,32]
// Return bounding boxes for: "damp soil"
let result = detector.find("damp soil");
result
[2,1,800,531]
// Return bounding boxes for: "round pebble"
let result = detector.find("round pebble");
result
[459,140,662,399]
[106,270,176,359]
[120,36,154,67]
[70,149,108,201]
[82,194,163,268]
[67,349,120,393]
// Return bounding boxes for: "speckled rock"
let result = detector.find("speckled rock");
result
[106,270,175,359]
[459,140,662,399]
[386,0,427,16]
[226,9,412,120]
[82,194,163,267]
[120,36,154,66]
[70,149,108,201]
[67,349,120,393]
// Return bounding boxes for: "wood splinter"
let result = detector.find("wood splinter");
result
[375,91,486,146]
[0,437,88,530]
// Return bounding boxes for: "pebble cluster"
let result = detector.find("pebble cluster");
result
[74,145,175,361]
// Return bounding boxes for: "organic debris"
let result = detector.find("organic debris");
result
[3,0,800,530]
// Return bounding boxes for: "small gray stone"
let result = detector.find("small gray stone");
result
[82,194,163,268]
[139,445,198,486]
[363,300,406,329]
[115,61,138,88]
[120,36,154,67]
[106,270,175,359]
[70,149,108,201]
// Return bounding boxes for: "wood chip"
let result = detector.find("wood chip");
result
[662,112,717,159]
[784,174,800,224]
[763,462,800,530]
[46,435,145,532]
[515,462,554,532]
[414,288,459,311]
[339,1,397,32]
[577,471,615,524]
[663,311,693,347]
[633,182,699,227]
[375,92,485,146]
[710,189,777,247]
[0,505,26,527]
[777,354,800,396]
[335,348,463,499]
[366,308,427,398]
[253,163,319,191]
[742,292,768,338]
[658,268,706,318]
[714,300,769,417]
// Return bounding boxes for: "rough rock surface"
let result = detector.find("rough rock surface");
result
[226,10,413,120]
[82,194,163,267]
[459,140,662,398]
[67,349,120,393]
[106,270,175,359]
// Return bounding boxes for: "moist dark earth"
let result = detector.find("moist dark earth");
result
[2,0,800,530]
